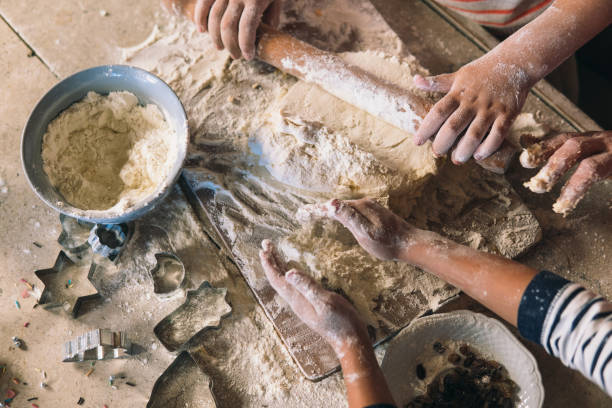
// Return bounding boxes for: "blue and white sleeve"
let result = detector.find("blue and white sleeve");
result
[517,271,612,395]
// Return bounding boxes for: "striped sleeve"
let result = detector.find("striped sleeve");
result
[434,0,552,29]
[518,271,612,395]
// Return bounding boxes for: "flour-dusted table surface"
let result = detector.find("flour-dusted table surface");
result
[0,0,610,407]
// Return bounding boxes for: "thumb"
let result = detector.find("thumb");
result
[413,73,454,93]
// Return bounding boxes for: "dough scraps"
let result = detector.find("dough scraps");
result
[42,91,177,211]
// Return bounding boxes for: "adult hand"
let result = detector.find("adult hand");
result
[297,198,415,261]
[413,54,533,163]
[521,131,612,215]
[194,0,281,60]
[259,240,368,353]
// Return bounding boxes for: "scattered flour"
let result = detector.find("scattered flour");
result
[507,111,549,146]
[113,0,544,405]
[42,91,177,211]
[277,220,455,330]
[251,114,406,196]
[122,6,453,388]
[122,22,231,103]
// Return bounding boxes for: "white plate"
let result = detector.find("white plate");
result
[381,310,544,407]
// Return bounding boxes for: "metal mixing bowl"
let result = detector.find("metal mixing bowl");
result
[21,65,188,224]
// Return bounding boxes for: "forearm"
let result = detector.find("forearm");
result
[486,0,612,85]
[400,229,538,326]
[338,337,396,408]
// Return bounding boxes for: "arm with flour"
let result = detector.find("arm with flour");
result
[414,0,612,163]
[299,198,612,395]
[259,240,396,408]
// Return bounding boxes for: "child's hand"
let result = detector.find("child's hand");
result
[259,240,368,354]
[414,55,533,163]
[521,131,612,215]
[194,0,281,60]
[297,198,416,261]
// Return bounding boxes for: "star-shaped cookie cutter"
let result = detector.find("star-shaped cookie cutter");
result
[35,251,101,318]
[63,329,132,362]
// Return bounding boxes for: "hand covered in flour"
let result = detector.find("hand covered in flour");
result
[259,240,369,354]
[194,0,281,59]
[521,131,612,215]
[413,54,534,163]
[297,198,414,261]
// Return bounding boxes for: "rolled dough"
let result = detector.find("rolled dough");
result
[254,50,439,200]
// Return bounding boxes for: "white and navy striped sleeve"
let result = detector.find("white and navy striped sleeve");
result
[518,271,612,395]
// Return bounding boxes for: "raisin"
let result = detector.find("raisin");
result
[416,363,427,380]
[459,344,475,357]
[463,356,475,368]
[472,358,485,368]
[433,342,447,354]
[448,353,462,365]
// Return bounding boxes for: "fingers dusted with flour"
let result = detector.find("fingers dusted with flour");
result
[519,132,575,169]
[554,152,612,215]
[411,0,612,163]
[330,199,375,239]
[220,0,244,58]
[522,131,612,215]
[285,269,330,314]
[523,135,605,193]
[413,58,530,162]
[297,198,415,261]
[259,240,368,352]
[194,0,215,32]
[259,239,293,299]
[195,0,280,59]
[238,5,263,59]
[413,73,453,94]
[259,240,396,407]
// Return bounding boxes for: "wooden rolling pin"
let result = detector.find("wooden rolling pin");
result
[165,0,514,173]
[257,25,431,136]
[256,25,515,174]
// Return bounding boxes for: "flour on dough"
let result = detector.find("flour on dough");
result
[253,50,438,202]
[42,91,177,211]
[251,114,407,197]
[278,220,454,329]
[508,111,548,145]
